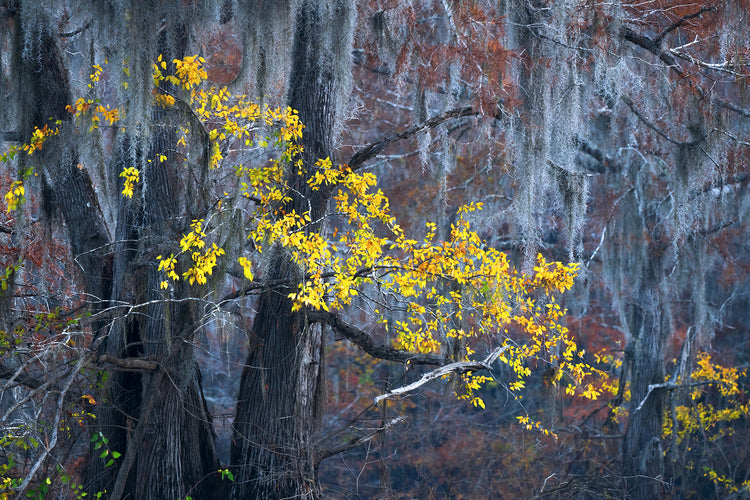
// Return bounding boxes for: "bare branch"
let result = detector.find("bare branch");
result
[59,19,92,38]
[317,416,406,463]
[95,353,159,372]
[621,23,750,120]
[621,95,704,146]
[621,26,684,77]
[0,362,47,391]
[654,5,717,44]
[713,98,750,119]
[373,345,509,405]
[347,107,478,171]
[12,349,93,499]
[633,380,718,415]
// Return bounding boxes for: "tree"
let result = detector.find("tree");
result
[332,1,750,497]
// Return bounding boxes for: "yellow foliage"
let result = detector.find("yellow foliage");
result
[2,124,61,211]
[123,55,597,420]
[4,181,24,212]
[119,167,140,198]
[154,91,176,108]
[238,257,254,280]
[663,353,747,443]
[67,97,120,131]
[660,352,749,494]
[171,55,207,90]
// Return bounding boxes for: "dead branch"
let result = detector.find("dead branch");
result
[317,416,407,463]
[95,353,159,372]
[373,345,508,405]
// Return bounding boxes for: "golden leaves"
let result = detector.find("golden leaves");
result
[238,257,254,280]
[157,254,179,289]
[118,167,140,199]
[157,220,226,287]
[154,92,175,108]
[172,55,207,90]
[4,181,25,212]
[66,98,120,132]
[664,352,748,443]
[129,54,595,424]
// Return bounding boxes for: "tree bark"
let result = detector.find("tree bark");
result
[8,11,221,499]
[88,107,221,500]
[621,289,669,497]
[619,186,670,497]
[230,1,353,498]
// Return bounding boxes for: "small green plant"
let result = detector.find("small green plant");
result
[219,468,234,482]
[24,477,50,500]
[91,432,121,467]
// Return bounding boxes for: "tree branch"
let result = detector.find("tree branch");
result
[621,95,704,146]
[713,98,750,119]
[0,362,46,390]
[621,22,750,121]
[373,345,508,405]
[12,349,93,499]
[308,310,447,365]
[59,20,92,38]
[317,416,406,463]
[654,5,716,44]
[347,107,478,171]
[633,380,718,414]
[621,26,684,76]
[95,353,159,372]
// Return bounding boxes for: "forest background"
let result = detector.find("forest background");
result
[1,1,750,499]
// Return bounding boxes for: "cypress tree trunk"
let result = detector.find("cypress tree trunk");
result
[89,123,222,500]
[8,9,221,499]
[230,1,353,498]
[621,277,669,497]
[618,175,670,497]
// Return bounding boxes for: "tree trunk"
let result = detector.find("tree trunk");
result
[8,11,222,499]
[87,112,221,500]
[620,200,670,497]
[230,1,353,498]
[622,292,669,497]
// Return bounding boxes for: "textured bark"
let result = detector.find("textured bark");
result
[89,114,221,500]
[622,287,669,497]
[11,10,111,304]
[230,1,352,498]
[617,169,671,496]
[9,11,221,499]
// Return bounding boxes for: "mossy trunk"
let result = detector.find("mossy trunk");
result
[621,289,669,497]
[9,10,221,499]
[230,1,352,498]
